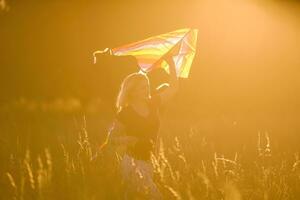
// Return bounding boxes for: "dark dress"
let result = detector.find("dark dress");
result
[116,95,161,161]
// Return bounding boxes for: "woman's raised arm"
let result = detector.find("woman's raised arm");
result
[158,56,179,105]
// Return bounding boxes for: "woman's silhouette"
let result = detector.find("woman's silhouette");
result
[103,51,178,199]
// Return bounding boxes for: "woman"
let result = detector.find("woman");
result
[108,54,178,199]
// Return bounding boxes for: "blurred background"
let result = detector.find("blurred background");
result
[0,0,300,155]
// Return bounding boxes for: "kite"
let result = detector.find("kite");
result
[95,28,198,78]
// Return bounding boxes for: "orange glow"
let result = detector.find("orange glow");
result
[0,0,300,199]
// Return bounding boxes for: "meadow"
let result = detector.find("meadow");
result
[1,100,299,200]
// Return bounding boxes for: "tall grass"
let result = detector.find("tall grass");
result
[1,119,300,200]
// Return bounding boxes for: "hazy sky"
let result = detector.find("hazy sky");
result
[0,0,299,116]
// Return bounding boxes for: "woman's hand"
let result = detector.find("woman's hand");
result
[157,53,179,105]
[93,48,112,64]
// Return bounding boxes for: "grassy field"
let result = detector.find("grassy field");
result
[0,104,300,200]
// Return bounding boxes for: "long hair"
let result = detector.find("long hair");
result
[116,72,150,112]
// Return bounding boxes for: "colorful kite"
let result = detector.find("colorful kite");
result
[95,28,198,78]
